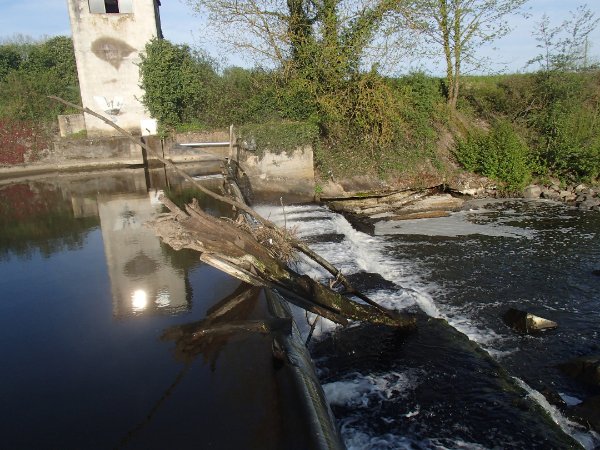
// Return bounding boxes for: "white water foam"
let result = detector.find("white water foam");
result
[256,204,508,348]
[514,377,600,449]
[340,421,491,450]
[323,370,421,409]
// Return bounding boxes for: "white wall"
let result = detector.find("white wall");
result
[67,0,160,136]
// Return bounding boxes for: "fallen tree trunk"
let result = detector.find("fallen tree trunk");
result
[148,196,416,329]
[48,95,400,322]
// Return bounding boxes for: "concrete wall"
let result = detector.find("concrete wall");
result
[66,0,160,137]
[58,114,86,137]
[52,136,143,164]
[237,146,315,199]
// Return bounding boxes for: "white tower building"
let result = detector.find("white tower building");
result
[66,0,162,136]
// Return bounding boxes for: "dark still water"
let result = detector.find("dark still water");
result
[256,200,600,449]
[0,169,327,450]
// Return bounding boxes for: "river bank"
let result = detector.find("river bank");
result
[317,172,600,224]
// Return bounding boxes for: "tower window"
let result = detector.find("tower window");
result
[105,0,119,13]
[89,0,133,14]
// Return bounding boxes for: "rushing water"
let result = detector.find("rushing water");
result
[256,199,600,449]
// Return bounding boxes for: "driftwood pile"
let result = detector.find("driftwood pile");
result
[148,195,415,329]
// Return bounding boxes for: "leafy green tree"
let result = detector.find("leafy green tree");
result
[528,5,599,72]
[396,0,528,109]
[0,46,21,82]
[139,38,217,129]
[0,36,80,123]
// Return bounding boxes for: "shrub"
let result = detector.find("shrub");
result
[139,38,217,129]
[454,120,532,190]
[239,120,319,156]
[0,36,80,124]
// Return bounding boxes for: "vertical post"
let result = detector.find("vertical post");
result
[229,124,235,161]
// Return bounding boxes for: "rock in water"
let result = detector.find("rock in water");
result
[572,395,600,433]
[592,269,600,276]
[558,355,600,387]
[502,308,558,334]
[523,185,542,199]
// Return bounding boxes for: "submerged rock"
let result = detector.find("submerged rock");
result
[502,308,558,334]
[572,395,600,433]
[558,355,600,387]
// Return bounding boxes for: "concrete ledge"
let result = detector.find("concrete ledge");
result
[0,160,144,184]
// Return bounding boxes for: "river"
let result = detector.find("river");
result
[1,168,599,449]
[255,199,600,449]
[0,168,337,450]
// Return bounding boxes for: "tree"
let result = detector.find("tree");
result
[139,38,217,128]
[0,36,80,123]
[396,0,528,109]
[528,4,599,72]
[184,0,398,76]
[0,46,21,82]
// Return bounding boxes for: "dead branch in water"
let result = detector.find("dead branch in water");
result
[49,96,414,328]
[149,196,415,329]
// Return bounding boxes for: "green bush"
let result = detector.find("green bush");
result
[455,120,532,190]
[0,36,80,124]
[459,70,600,183]
[139,38,217,129]
[239,121,319,156]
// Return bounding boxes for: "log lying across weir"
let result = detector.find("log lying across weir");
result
[149,194,416,329]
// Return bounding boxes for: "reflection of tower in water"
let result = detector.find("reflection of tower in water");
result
[98,191,190,317]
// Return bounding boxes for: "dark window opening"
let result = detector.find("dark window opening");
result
[105,0,119,13]
[89,0,133,14]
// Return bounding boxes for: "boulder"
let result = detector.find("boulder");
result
[572,395,600,433]
[502,308,558,334]
[400,194,465,213]
[578,198,600,210]
[523,185,542,199]
[541,188,561,201]
[559,190,575,201]
[558,355,600,387]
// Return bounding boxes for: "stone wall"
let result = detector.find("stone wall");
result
[58,114,86,137]
[51,136,143,164]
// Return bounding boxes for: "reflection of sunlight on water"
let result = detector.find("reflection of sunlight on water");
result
[155,291,171,308]
[131,289,148,311]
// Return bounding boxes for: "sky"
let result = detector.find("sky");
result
[1,0,599,75]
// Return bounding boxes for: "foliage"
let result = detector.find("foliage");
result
[239,120,319,155]
[396,0,528,108]
[528,5,599,72]
[139,38,217,130]
[0,46,21,82]
[454,120,532,190]
[185,0,396,72]
[0,36,80,124]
